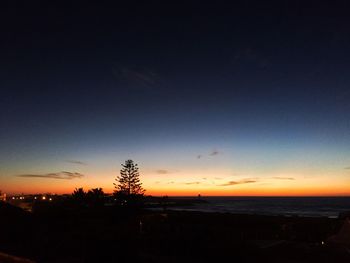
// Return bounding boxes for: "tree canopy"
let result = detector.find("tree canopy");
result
[114,160,145,196]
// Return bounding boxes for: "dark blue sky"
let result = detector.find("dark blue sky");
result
[1,1,350,194]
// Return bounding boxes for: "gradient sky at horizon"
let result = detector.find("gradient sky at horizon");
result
[1,1,350,195]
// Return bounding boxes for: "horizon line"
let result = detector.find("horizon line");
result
[3,193,350,198]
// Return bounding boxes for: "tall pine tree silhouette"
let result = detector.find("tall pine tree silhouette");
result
[114,160,145,196]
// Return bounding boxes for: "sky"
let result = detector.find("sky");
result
[1,1,350,196]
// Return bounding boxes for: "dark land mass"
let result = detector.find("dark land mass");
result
[0,200,349,263]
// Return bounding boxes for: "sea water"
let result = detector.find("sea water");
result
[171,196,350,218]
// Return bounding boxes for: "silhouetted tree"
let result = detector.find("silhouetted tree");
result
[87,188,105,207]
[114,160,145,196]
[72,188,86,205]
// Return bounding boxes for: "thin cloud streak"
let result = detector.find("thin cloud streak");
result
[113,66,160,90]
[197,150,220,159]
[272,177,295,180]
[16,171,84,180]
[184,182,201,185]
[156,169,170,174]
[218,179,256,186]
[66,160,87,165]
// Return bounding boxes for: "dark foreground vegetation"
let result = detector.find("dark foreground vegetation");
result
[1,199,350,263]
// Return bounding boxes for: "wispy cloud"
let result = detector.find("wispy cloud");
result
[272,177,295,180]
[218,179,256,186]
[345,167,350,170]
[184,182,201,185]
[197,150,220,159]
[113,66,160,90]
[16,171,84,180]
[66,160,87,165]
[209,150,219,156]
[156,169,170,174]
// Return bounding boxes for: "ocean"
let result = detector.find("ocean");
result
[170,197,350,218]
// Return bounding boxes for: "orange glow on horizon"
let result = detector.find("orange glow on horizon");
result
[3,183,350,197]
[145,186,350,197]
[2,168,350,196]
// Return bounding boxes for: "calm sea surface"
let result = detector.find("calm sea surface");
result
[171,197,350,218]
